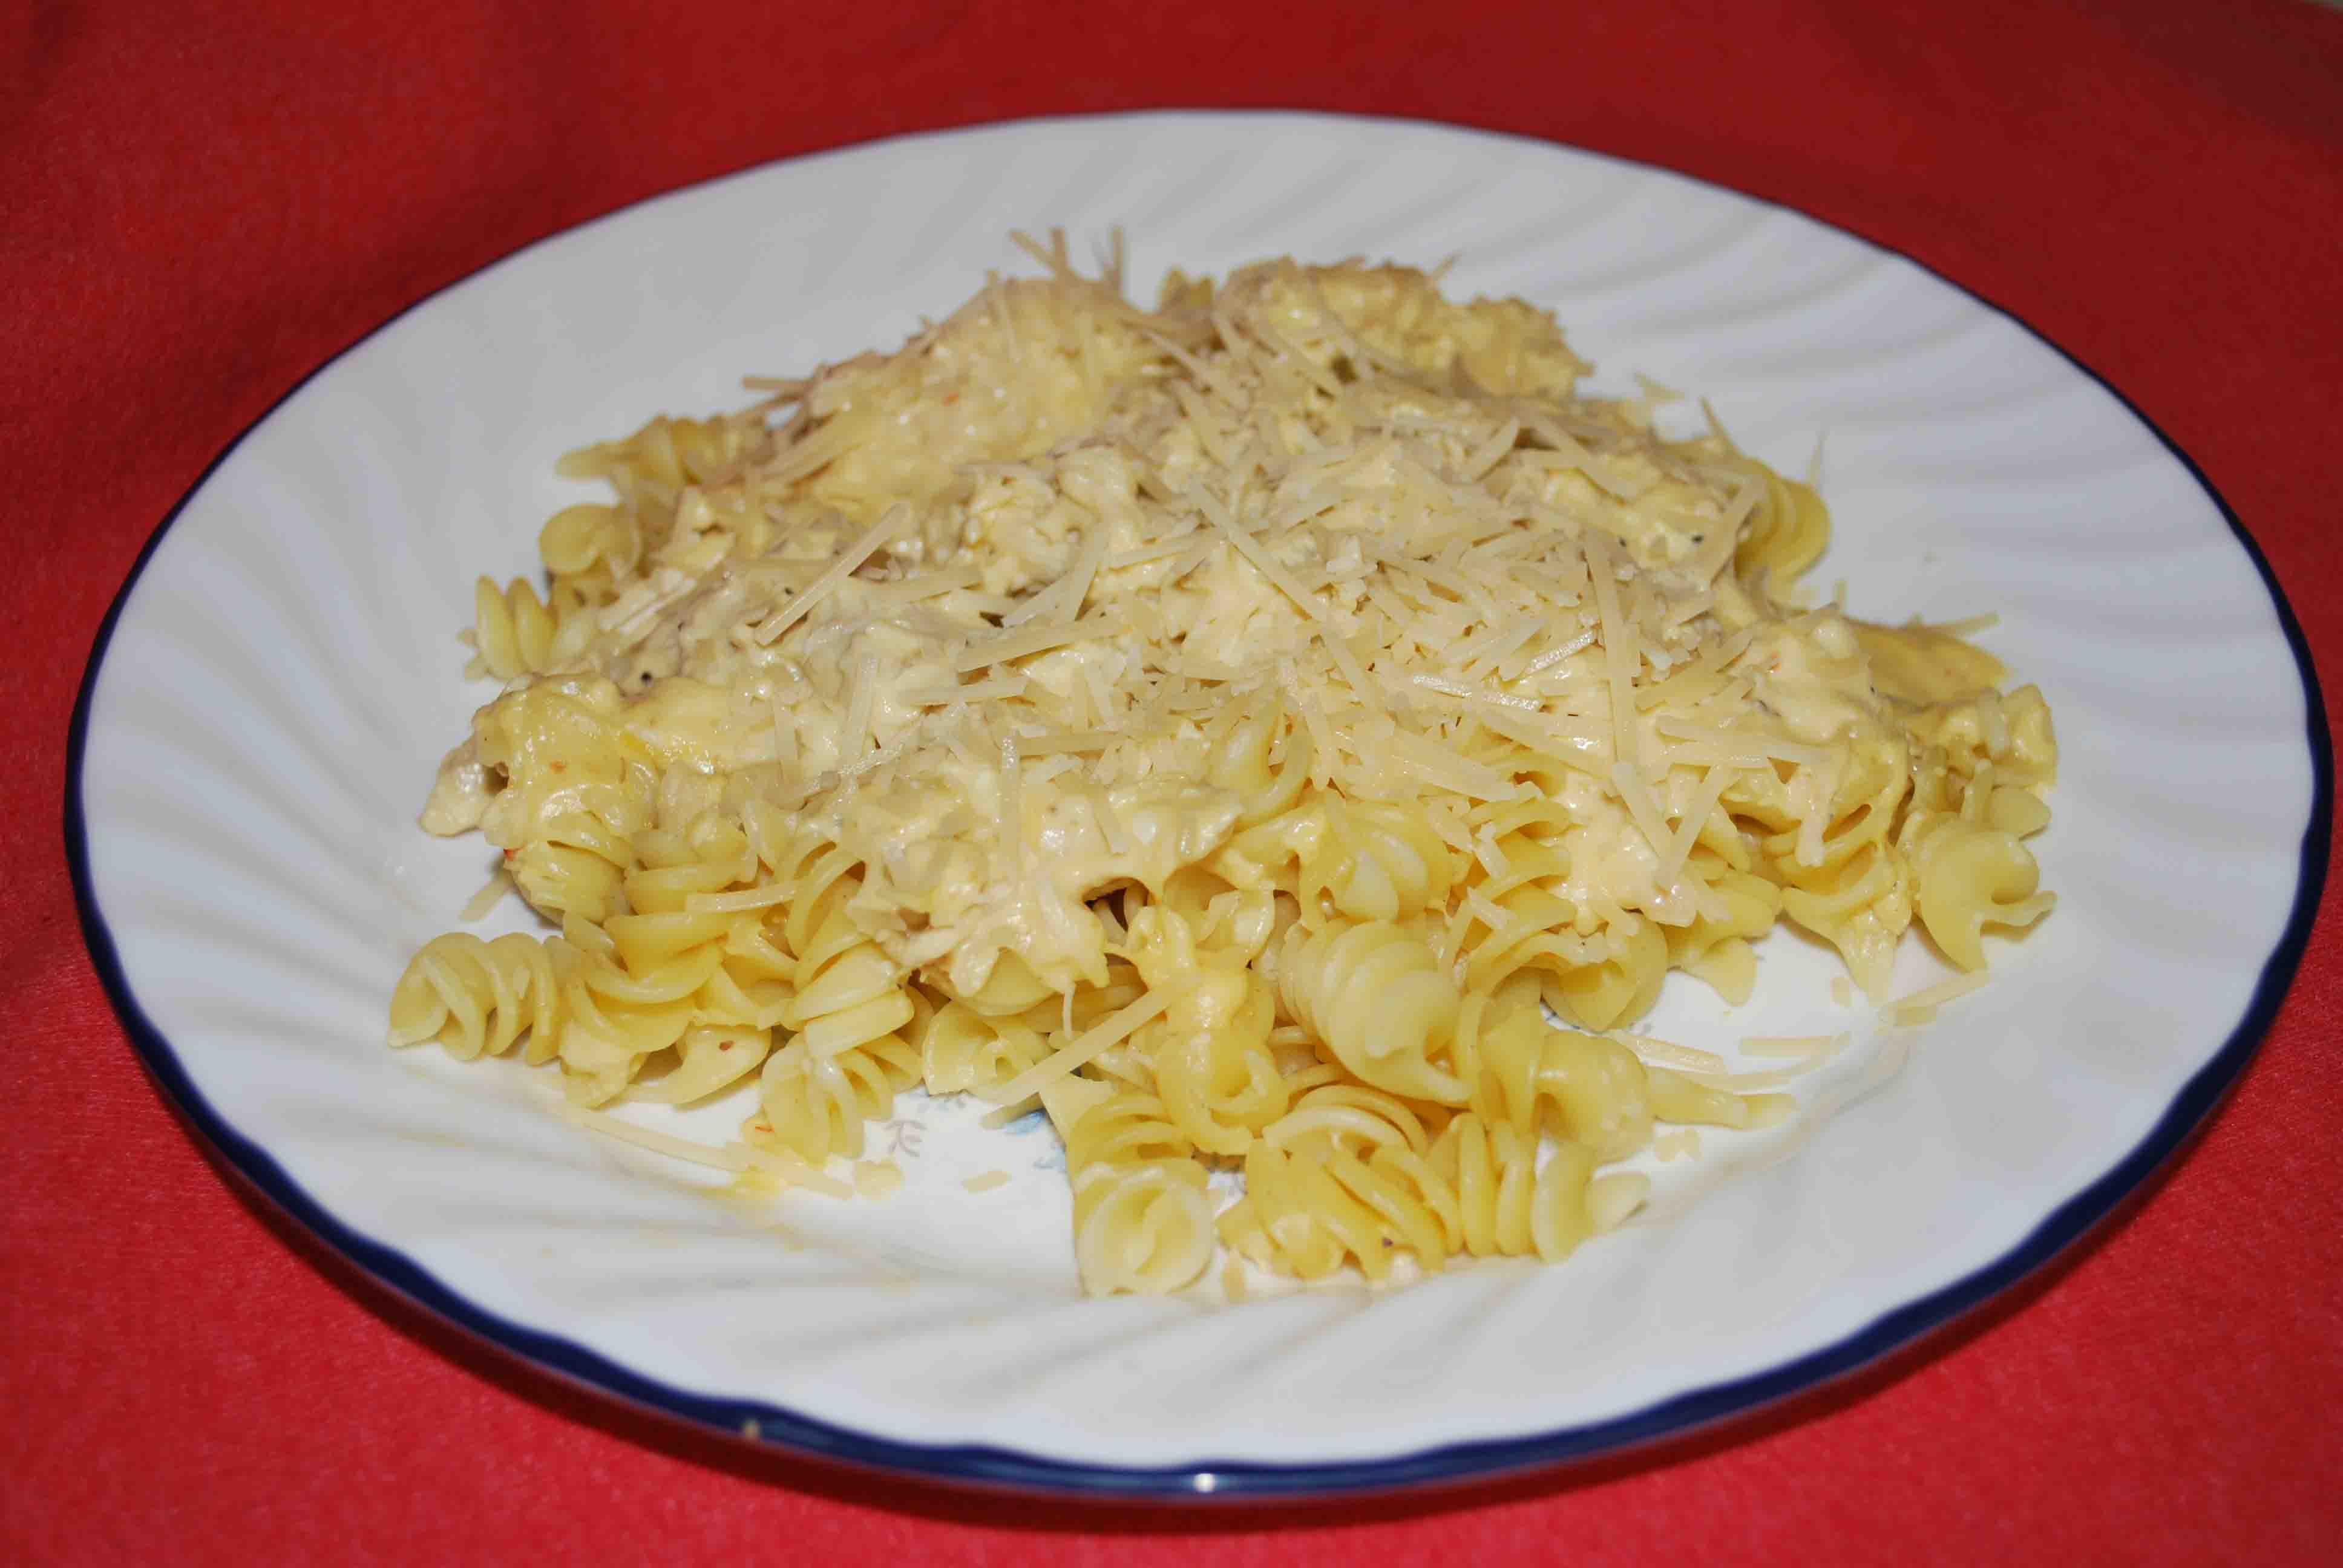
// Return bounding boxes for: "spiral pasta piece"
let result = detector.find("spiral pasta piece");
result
[920,1000,1050,1096]
[620,816,799,1032]
[1303,797,1460,926]
[1659,853,1781,1007]
[553,915,698,1105]
[1124,906,1286,1154]
[471,677,655,925]
[1261,1080,1442,1161]
[1208,789,1458,930]
[1734,468,1830,584]
[784,905,916,1058]
[1543,913,1668,1033]
[1276,920,1469,1105]
[749,1030,920,1165]
[1149,993,1283,1155]
[1898,811,2055,971]
[1325,1144,1463,1273]
[1907,685,2057,788]
[509,806,640,929]
[1453,999,1649,1159]
[953,950,1058,1018]
[1755,731,1911,879]
[695,913,798,1031]
[548,413,768,590]
[1205,703,1312,829]
[1447,997,1784,1154]
[768,841,866,964]
[638,1023,770,1105]
[1044,1079,1215,1296]
[537,501,641,601]
[1430,1114,1644,1262]
[388,931,570,1063]
[1450,864,1607,1002]
[469,576,562,682]
[1218,1139,1460,1282]
[1777,843,1913,1000]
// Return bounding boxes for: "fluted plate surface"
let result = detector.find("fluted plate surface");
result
[70,113,2325,1497]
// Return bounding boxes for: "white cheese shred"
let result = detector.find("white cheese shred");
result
[750,506,906,645]
[978,990,1176,1116]
[1886,971,1988,1025]
[560,1106,853,1198]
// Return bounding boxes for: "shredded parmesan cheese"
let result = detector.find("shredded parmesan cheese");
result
[1886,971,1989,1025]
[560,1106,853,1198]
[459,869,514,922]
[750,506,906,645]
[1613,1033,1728,1074]
[979,990,1175,1114]
[1739,1033,1846,1063]
[853,1160,905,1198]
[958,612,1130,673]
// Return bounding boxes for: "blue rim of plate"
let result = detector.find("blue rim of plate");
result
[63,111,2332,1501]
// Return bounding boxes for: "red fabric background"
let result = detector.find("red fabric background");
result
[7,1,2341,1561]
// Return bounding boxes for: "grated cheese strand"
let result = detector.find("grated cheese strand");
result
[560,1106,853,1198]
[954,611,1130,672]
[1194,491,1386,718]
[1584,536,1642,774]
[1611,1033,1727,1073]
[978,990,1175,1112]
[1653,762,1735,892]
[1886,971,1989,1023]
[750,505,907,645]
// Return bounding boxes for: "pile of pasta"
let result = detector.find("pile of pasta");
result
[390,237,2056,1296]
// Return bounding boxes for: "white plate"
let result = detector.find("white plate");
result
[69,111,2326,1497]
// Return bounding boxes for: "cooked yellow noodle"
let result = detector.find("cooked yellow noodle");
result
[390,242,2056,1295]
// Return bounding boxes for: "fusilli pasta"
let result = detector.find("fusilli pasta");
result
[390,241,2057,1298]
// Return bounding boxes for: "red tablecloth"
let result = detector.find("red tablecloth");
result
[10,2,2341,1561]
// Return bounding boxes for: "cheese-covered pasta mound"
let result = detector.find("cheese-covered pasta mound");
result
[390,238,2056,1295]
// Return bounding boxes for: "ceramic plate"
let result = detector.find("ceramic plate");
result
[68,111,2327,1497]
